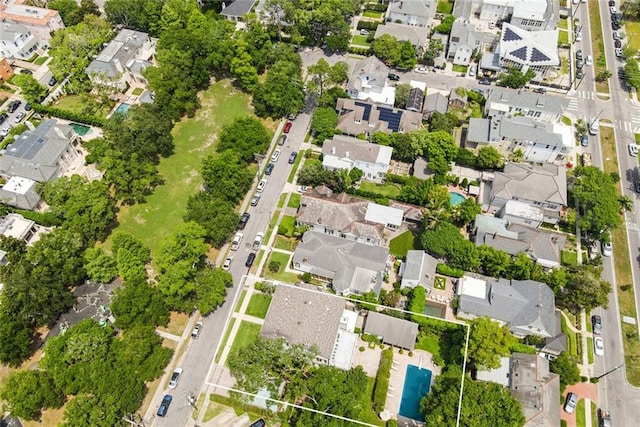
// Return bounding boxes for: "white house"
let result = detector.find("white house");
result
[387,0,437,28]
[484,87,569,123]
[322,135,393,182]
[0,20,39,60]
[447,20,484,66]
[0,4,65,42]
[496,23,559,78]
[479,0,559,31]
[347,56,396,106]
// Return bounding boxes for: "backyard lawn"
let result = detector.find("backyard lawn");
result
[227,321,262,359]
[107,80,253,255]
[55,95,113,118]
[245,293,272,319]
[352,35,371,46]
[389,230,418,258]
[359,181,402,199]
[437,0,454,14]
[274,235,295,251]
[363,11,384,19]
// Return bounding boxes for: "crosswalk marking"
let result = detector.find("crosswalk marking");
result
[567,98,579,111]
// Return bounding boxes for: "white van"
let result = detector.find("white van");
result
[231,232,243,251]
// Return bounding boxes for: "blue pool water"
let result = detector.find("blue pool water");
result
[449,191,466,206]
[399,364,432,421]
[114,102,131,116]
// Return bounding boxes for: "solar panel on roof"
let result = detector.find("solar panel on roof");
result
[530,47,550,63]
[503,27,522,42]
[377,107,403,132]
[510,46,528,61]
[354,101,372,121]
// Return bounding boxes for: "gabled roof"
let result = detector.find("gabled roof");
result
[293,231,388,295]
[347,56,389,93]
[491,162,567,207]
[374,22,428,47]
[424,93,448,114]
[364,311,419,349]
[449,20,484,50]
[388,0,436,20]
[86,29,151,79]
[0,19,30,42]
[401,250,439,287]
[485,87,568,118]
[406,87,424,112]
[220,0,257,18]
[336,98,422,135]
[261,285,345,360]
[510,353,561,427]
[322,134,393,165]
[498,23,559,67]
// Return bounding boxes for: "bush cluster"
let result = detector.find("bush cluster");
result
[31,103,105,127]
[436,263,464,278]
[373,348,393,413]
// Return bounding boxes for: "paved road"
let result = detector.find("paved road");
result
[150,114,311,426]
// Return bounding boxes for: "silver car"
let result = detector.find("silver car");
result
[168,367,183,389]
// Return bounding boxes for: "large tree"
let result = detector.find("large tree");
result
[253,49,305,118]
[217,117,271,163]
[466,317,517,370]
[184,192,239,248]
[549,352,581,392]
[498,68,536,89]
[110,277,170,329]
[193,268,233,316]
[310,107,338,143]
[200,150,254,205]
[0,370,64,421]
[104,0,166,37]
[558,265,612,314]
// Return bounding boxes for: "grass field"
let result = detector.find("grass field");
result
[245,293,272,319]
[626,20,640,52]
[227,321,261,359]
[359,181,402,199]
[600,126,640,385]
[389,230,417,258]
[107,80,253,256]
[415,335,442,362]
[588,0,610,96]
[452,64,468,73]
[277,193,287,208]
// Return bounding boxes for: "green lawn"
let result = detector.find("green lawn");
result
[576,399,586,427]
[228,321,262,360]
[415,335,442,361]
[274,236,295,251]
[389,230,417,258]
[279,215,296,237]
[359,181,401,199]
[588,0,610,95]
[215,318,236,363]
[234,290,248,313]
[452,64,468,73]
[627,20,640,52]
[352,35,371,46]
[587,337,594,364]
[436,0,453,14]
[287,192,301,209]
[34,56,48,65]
[265,251,298,283]
[561,314,579,358]
[245,293,272,319]
[288,155,304,183]
[561,250,578,266]
[106,80,252,256]
[363,10,383,19]
[277,193,287,208]
[131,87,144,96]
[55,95,113,118]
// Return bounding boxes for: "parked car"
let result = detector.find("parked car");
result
[47,76,57,86]
[388,73,400,81]
[468,65,477,76]
[564,393,578,414]
[610,6,617,14]
[613,31,621,40]
[533,87,546,94]
[615,39,622,48]
[223,256,233,270]
[576,49,583,61]
[612,21,620,30]
[283,121,292,133]
[592,315,603,335]
[288,151,297,164]
[615,48,624,57]
[589,120,599,135]
[479,78,491,85]
[257,178,267,193]
[636,180,640,194]
[297,185,308,193]
[271,149,281,162]
[1,125,12,137]
[609,0,615,6]
[245,252,256,268]
[7,100,20,113]
[265,163,274,175]
[20,68,32,75]
[250,194,261,207]
[594,336,605,356]
[238,212,250,230]
[252,232,264,250]
[599,409,611,427]
[14,112,25,123]
[231,232,243,251]
[585,55,593,66]
[629,144,639,156]
[168,368,183,389]
[581,134,589,147]
[249,419,266,427]
[24,102,32,111]
[488,21,495,29]
[359,29,369,35]
[278,134,287,145]
[157,395,173,417]
[576,59,584,69]
[575,32,582,42]
[602,241,613,257]
[415,67,428,74]
[576,70,584,79]
[191,322,203,339]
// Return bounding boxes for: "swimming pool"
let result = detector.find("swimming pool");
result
[70,123,91,136]
[423,301,446,319]
[114,102,131,116]
[399,364,432,421]
[449,191,466,206]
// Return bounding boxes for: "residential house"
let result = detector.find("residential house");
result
[423,92,449,118]
[478,353,561,427]
[0,119,81,183]
[374,22,428,55]
[347,56,396,106]
[466,115,573,164]
[335,98,422,137]
[0,20,39,59]
[473,214,566,268]
[220,0,258,22]
[261,284,358,369]
[86,29,155,91]
[363,311,419,350]
[0,213,41,245]
[0,55,13,81]
[386,0,437,28]
[447,20,484,66]
[0,176,40,210]
[0,3,64,42]
[296,187,404,245]
[389,200,424,224]
[322,135,393,181]
[482,162,567,225]
[479,0,559,31]
[484,87,569,122]
[493,23,559,78]
[400,250,439,289]
[448,89,467,109]
[406,87,424,112]
[456,274,566,350]
[292,231,389,295]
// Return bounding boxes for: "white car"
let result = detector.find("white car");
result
[415,67,428,74]
[297,185,308,193]
[468,65,477,76]
[629,144,639,157]
[223,256,233,270]
[168,367,183,389]
[257,178,267,193]
[252,232,264,250]
[615,48,623,58]
[271,149,280,162]
[601,241,612,257]
[575,32,582,42]
[191,322,203,339]
[585,55,593,66]
[594,337,604,356]
[488,21,495,29]
[231,232,243,251]
[14,112,25,123]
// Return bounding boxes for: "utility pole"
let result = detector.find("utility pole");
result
[596,363,624,380]
[590,109,604,128]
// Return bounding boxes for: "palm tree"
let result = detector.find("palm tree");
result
[619,195,633,213]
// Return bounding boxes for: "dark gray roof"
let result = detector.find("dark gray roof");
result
[292,231,388,295]
[406,87,424,112]
[86,29,151,79]
[458,275,559,338]
[335,98,422,135]
[485,87,568,118]
[363,311,418,350]
[373,22,428,48]
[261,285,345,360]
[491,162,567,207]
[220,0,257,18]
[0,120,76,182]
[510,353,561,427]
[424,93,448,114]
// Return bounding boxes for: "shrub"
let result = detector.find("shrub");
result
[436,263,464,278]
[387,420,398,427]
[301,272,312,283]
[590,377,599,383]
[359,346,365,352]
[268,260,281,273]
[408,351,413,357]
[581,376,588,382]
[373,348,393,413]
[365,3,387,12]
[357,20,380,31]
[31,103,105,126]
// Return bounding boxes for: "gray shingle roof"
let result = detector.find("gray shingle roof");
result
[510,353,561,427]
[220,0,257,18]
[388,0,435,20]
[374,22,428,48]
[401,250,439,287]
[458,274,559,338]
[86,29,151,80]
[261,285,345,360]
[363,311,418,350]
[0,119,75,182]
[407,87,424,112]
[335,98,423,135]
[322,134,389,164]
[293,231,388,295]
[485,87,568,118]
[491,162,567,207]
[424,93,448,115]
[347,56,389,94]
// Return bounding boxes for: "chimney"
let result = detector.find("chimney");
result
[332,146,336,155]
[346,151,350,158]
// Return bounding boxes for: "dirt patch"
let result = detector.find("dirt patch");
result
[157,311,189,337]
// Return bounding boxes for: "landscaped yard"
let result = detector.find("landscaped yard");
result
[352,35,371,46]
[228,321,262,359]
[34,56,49,66]
[561,314,579,358]
[279,215,296,237]
[437,0,454,14]
[265,251,299,283]
[363,10,383,19]
[576,399,586,427]
[107,80,253,256]
[389,230,418,258]
[274,235,295,251]
[415,335,442,362]
[359,181,402,199]
[55,94,113,118]
[434,276,446,290]
[452,64,468,73]
[245,293,272,319]
[288,192,301,208]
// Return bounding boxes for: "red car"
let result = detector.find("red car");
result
[284,121,292,133]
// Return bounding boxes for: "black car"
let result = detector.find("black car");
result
[7,100,20,113]
[24,102,32,111]
[245,252,256,268]
[48,76,57,86]
[388,73,400,81]
[615,39,622,48]
[479,78,492,85]
[636,180,640,193]
[592,315,602,335]
[238,212,250,230]
[612,21,620,30]
[20,69,32,75]
[265,163,274,175]
[157,395,172,417]
[533,87,546,94]
[249,419,266,427]
[576,70,584,79]
[609,0,615,5]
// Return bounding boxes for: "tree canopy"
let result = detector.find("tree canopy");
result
[466,317,517,370]
[498,68,536,89]
[217,117,271,163]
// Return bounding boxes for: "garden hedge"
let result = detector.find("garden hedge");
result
[32,103,105,127]
[373,348,393,413]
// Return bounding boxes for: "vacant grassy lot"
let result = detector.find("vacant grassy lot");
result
[588,0,610,95]
[108,81,252,256]
[245,293,272,319]
[389,230,417,258]
[359,181,402,199]
[228,321,261,359]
